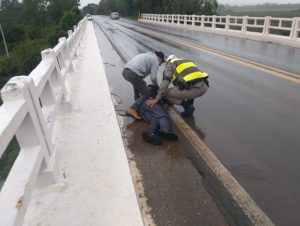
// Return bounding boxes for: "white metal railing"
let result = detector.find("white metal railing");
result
[140,14,300,47]
[0,17,88,226]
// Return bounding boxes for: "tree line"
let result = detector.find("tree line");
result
[0,0,219,89]
[83,0,219,18]
[218,3,300,17]
[221,3,300,13]
[0,0,82,88]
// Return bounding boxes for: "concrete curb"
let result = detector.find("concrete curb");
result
[167,108,274,226]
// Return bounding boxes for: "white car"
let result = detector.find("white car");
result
[110,12,120,20]
[86,14,92,21]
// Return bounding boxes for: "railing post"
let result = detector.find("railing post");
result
[290,17,298,40]
[67,30,75,58]
[295,18,300,40]
[0,76,53,226]
[73,25,79,46]
[263,16,271,36]
[41,48,54,61]
[41,48,67,102]
[1,78,49,161]
[201,15,205,29]
[192,14,195,26]
[225,15,230,31]
[17,76,54,156]
[59,37,74,72]
[242,16,248,33]
[212,15,216,29]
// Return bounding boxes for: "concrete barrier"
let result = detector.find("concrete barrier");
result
[0,17,87,226]
[140,14,300,48]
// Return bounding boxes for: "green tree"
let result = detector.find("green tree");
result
[47,0,79,23]
[82,3,98,15]
[202,0,218,15]
[0,0,82,83]
[96,0,218,17]
[60,6,83,31]
[22,0,47,39]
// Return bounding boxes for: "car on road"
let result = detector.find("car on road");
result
[86,14,92,21]
[110,12,120,20]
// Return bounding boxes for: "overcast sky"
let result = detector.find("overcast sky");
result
[80,0,300,8]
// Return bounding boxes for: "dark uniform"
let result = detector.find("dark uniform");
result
[140,86,178,145]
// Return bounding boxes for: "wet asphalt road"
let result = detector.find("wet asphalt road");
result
[93,16,300,226]
[93,19,228,226]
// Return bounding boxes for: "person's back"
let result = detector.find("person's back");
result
[122,51,165,120]
[125,52,159,84]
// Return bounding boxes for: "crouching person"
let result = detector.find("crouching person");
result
[146,55,209,117]
[140,85,178,145]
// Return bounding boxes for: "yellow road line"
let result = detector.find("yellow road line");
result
[137,26,300,85]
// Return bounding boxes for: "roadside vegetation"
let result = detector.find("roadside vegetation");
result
[83,0,219,18]
[0,0,82,190]
[0,0,82,89]
[222,10,300,18]
[219,3,300,17]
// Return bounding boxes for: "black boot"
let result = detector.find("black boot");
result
[142,132,162,145]
[180,99,195,117]
[157,129,178,141]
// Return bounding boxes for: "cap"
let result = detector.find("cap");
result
[155,51,165,62]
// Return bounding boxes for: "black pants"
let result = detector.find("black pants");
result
[122,68,149,110]
[140,102,171,134]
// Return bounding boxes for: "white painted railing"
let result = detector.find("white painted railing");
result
[140,14,300,47]
[0,17,88,226]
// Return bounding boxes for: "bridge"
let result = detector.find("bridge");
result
[0,14,300,226]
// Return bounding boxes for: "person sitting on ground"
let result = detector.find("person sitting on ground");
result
[122,51,165,120]
[146,55,209,117]
[140,85,178,145]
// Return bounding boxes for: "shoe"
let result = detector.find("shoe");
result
[126,107,142,120]
[157,130,178,141]
[142,132,162,145]
[181,105,195,117]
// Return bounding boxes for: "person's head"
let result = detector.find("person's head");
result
[155,51,165,65]
[166,55,177,63]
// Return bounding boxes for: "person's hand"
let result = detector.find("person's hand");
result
[146,98,159,107]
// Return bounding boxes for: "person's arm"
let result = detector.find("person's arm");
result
[146,63,173,107]
[155,79,170,101]
[149,61,159,86]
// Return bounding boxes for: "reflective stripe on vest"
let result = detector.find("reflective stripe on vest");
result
[170,58,208,82]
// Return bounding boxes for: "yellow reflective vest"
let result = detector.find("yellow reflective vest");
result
[169,58,208,89]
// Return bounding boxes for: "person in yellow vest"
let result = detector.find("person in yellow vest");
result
[146,55,209,117]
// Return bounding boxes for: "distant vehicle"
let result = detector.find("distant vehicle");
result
[86,14,92,21]
[110,12,120,20]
